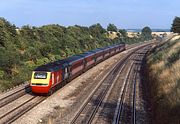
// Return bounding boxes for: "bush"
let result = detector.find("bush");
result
[171,16,180,33]
[0,70,5,79]
[166,48,180,66]
[36,58,50,66]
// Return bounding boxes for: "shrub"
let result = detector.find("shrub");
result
[166,48,180,66]
[0,70,5,79]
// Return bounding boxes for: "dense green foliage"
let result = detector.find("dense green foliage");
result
[171,16,180,33]
[0,18,146,91]
[107,23,118,32]
[141,26,152,40]
[118,29,127,37]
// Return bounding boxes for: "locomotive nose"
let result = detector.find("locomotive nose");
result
[30,71,51,94]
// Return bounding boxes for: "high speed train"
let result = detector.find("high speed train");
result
[30,43,125,95]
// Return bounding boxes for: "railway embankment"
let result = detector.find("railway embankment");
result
[143,36,180,124]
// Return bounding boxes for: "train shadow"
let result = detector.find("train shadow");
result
[89,98,147,123]
[84,52,151,123]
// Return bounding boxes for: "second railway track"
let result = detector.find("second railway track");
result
[0,95,46,124]
[70,45,152,124]
[112,47,149,124]
[0,83,30,108]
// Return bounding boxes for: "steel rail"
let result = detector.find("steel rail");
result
[70,46,140,124]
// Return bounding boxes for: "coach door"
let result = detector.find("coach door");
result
[64,67,68,80]
[52,73,54,85]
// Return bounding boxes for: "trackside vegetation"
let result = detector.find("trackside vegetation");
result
[145,37,180,124]
[0,17,152,91]
[171,16,180,34]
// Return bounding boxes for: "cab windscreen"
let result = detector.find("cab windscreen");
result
[34,72,47,79]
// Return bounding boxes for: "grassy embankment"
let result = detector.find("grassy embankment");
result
[146,36,180,124]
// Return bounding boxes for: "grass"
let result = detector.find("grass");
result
[146,37,180,124]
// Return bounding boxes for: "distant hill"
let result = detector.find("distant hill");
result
[126,29,170,32]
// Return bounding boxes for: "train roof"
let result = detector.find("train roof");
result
[99,46,111,51]
[117,43,125,46]
[79,51,95,57]
[34,59,70,72]
[53,59,67,65]
[64,55,84,64]
[89,48,103,53]
[34,62,61,72]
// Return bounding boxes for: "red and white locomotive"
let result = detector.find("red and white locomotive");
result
[30,43,126,95]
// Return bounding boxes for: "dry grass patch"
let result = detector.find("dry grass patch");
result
[107,31,119,39]
[147,37,180,124]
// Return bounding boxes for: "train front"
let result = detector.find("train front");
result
[30,71,52,94]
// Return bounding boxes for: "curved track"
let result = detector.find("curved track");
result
[70,45,152,124]
[112,48,148,124]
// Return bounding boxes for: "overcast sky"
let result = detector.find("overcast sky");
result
[0,0,179,29]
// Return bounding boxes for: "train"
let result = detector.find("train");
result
[30,43,126,95]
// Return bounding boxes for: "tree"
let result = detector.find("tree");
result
[119,29,127,37]
[141,26,152,40]
[0,48,20,75]
[107,23,118,32]
[40,44,52,57]
[89,23,106,37]
[0,18,18,48]
[171,16,180,33]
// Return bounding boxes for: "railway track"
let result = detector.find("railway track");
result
[0,84,30,108]
[70,45,152,124]
[0,95,46,124]
[70,55,132,124]
[112,47,150,124]
[94,46,151,124]
[0,81,46,124]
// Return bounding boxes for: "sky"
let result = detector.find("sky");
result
[0,0,179,29]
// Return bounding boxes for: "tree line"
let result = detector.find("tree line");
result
[0,17,152,91]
